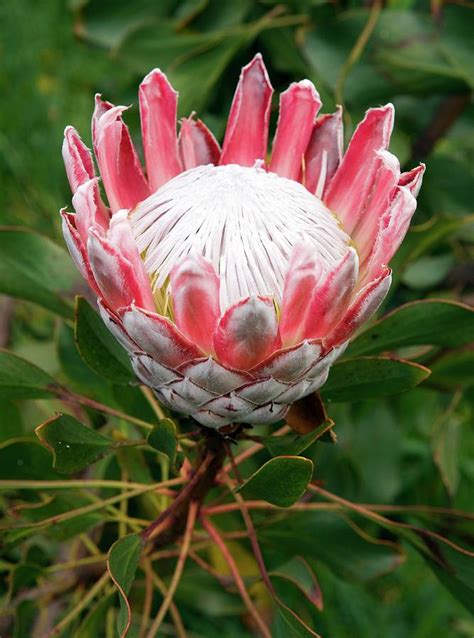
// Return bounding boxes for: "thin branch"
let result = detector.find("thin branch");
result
[146,500,198,638]
[55,387,156,430]
[145,566,189,638]
[3,479,184,532]
[224,478,321,637]
[222,425,289,474]
[308,484,474,558]
[335,0,382,116]
[142,453,213,543]
[47,571,109,637]
[0,479,182,490]
[201,516,272,638]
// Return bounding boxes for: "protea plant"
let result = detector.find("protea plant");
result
[61,54,424,431]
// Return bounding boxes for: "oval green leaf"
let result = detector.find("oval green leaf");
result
[75,297,134,384]
[0,349,59,401]
[0,228,79,318]
[147,418,178,467]
[237,456,313,508]
[321,357,431,402]
[107,533,144,638]
[347,300,474,357]
[35,413,114,474]
[270,556,323,611]
[262,419,335,457]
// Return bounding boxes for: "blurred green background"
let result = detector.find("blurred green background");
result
[0,0,473,636]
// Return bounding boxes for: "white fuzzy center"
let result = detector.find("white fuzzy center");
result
[131,164,350,310]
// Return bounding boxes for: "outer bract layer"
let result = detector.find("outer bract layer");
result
[61,54,424,430]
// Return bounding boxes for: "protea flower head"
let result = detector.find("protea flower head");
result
[61,54,424,431]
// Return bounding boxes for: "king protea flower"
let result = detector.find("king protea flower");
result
[61,54,424,430]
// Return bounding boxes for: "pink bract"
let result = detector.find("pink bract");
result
[61,53,424,430]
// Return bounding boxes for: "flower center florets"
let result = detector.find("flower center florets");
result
[131,164,350,311]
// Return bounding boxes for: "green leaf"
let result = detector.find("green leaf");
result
[262,512,404,583]
[107,533,144,638]
[35,413,114,474]
[400,254,454,290]
[237,456,313,508]
[0,441,61,481]
[321,357,430,402]
[262,419,335,457]
[0,349,59,401]
[147,418,178,467]
[75,296,134,384]
[0,228,79,318]
[432,413,462,498]
[348,300,474,357]
[76,593,114,638]
[277,606,321,638]
[429,349,474,389]
[270,556,323,610]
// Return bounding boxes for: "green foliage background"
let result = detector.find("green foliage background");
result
[0,0,473,636]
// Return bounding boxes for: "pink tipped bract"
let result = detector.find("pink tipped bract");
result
[61,54,424,430]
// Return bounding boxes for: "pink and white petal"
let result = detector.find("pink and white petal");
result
[303,248,359,339]
[202,392,255,419]
[364,185,417,280]
[351,150,400,262]
[251,340,323,382]
[192,409,235,429]
[274,377,313,404]
[178,357,251,394]
[170,254,220,353]
[279,243,322,346]
[214,296,281,370]
[236,377,289,403]
[169,377,217,407]
[139,69,182,190]
[325,104,394,233]
[270,80,321,180]
[130,352,182,387]
[87,231,151,310]
[398,163,426,197]
[326,267,392,347]
[61,210,100,295]
[92,93,113,155]
[178,117,220,169]
[159,385,201,415]
[97,300,140,352]
[246,402,289,425]
[107,210,155,311]
[72,178,110,245]
[120,306,202,368]
[62,126,95,193]
[303,106,343,197]
[93,101,150,212]
[220,54,273,167]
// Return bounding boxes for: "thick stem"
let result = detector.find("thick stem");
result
[141,431,226,548]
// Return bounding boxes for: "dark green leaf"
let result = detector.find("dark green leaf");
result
[262,420,334,457]
[147,418,178,467]
[277,605,321,638]
[76,593,114,638]
[321,357,430,402]
[0,349,59,401]
[262,512,404,583]
[429,349,474,389]
[270,557,323,610]
[0,228,79,318]
[237,456,313,507]
[35,413,114,474]
[107,533,144,637]
[0,441,61,481]
[348,300,474,357]
[75,296,134,384]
